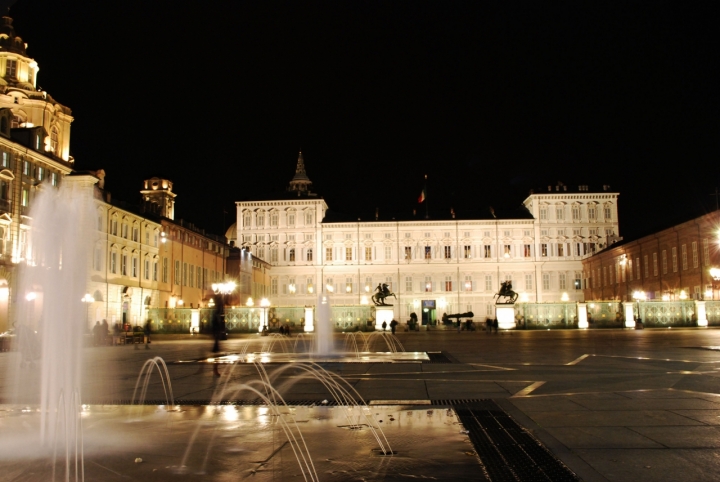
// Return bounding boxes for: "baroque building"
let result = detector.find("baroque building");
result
[230,153,620,323]
[0,16,74,332]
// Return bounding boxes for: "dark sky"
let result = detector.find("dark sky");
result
[7,0,720,240]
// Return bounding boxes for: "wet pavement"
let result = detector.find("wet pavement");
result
[2,327,720,481]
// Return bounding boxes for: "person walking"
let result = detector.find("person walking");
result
[493,318,498,333]
[381,320,387,331]
[211,295,224,376]
[390,319,398,335]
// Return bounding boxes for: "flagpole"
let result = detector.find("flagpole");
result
[424,174,429,219]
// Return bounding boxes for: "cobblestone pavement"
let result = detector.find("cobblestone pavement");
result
[3,327,720,481]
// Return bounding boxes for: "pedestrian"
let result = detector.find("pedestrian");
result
[381,320,387,331]
[493,318,498,333]
[101,319,109,345]
[144,319,152,348]
[211,295,224,376]
[390,319,398,335]
[92,321,100,346]
[457,318,462,332]
[285,323,291,336]
[485,318,492,333]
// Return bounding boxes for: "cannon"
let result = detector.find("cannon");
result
[445,312,474,319]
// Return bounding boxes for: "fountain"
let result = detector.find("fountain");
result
[0,179,486,480]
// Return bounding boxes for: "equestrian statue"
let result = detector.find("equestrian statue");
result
[372,283,397,306]
[494,281,518,304]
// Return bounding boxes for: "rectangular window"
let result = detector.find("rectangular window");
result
[110,252,117,273]
[444,246,451,259]
[271,278,278,295]
[289,249,295,262]
[653,252,658,276]
[345,277,353,294]
[424,277,432,292]
[444,277,452,292]
[144,259,149,280]
[541,244,548,257]
[365,247,372,261]
[572,205,580,220]
[385,246,392,260]
[485,275,493,291]
[703,239,710,266]
[307,249,313,261]
[36,166,44,181]
[271,248,278,263]
[326,247,332,261]
[197,267,201,288]
[575,272,582,290]
[93,247,101,271]
[692,241,698,268]
[503,245,511,257]
[132,257,138,278]
[540,207,547,220]
[588,205,596,219]
[121,254,127,276]
[288,214,295,226]
[346,247,352,261]
[604,206,612,220]
[672,247,678,272]
[636,257,641,279]
[556,206,564,220]
[662,250,667,274]
[153,262,158,281]
[162,258,168,283]
[21,188,29,206]
[406,277,413,292]
[557,244,564,257]
[644,255,649,278]
[133,227,139,242]
[464,276,472,291]
[464,245,471,258]
[682,244,688,270]
[525,274,533,291]
[542,273,550,291]
[424,246,432,259]
[559,273,566,290]
[484,245,492,258]
[188,264,194,287]
[404,246,412,260]
[51,172,58,186]
[1,151,8,167]
[6,59,17,78]
[182,262,188,286]
[524,244,531,257]
[174,260,180,285]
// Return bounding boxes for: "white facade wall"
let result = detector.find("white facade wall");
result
[236,187,620,322]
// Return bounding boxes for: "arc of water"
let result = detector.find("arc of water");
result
[257,362,392,455]
[131,357,175,407]
[181,382,319,482]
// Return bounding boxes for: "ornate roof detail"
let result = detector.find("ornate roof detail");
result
[288,150,314,195]
[0,16,28,56]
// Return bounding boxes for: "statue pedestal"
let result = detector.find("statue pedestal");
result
[375,306,395,331]
[496,305,516,330]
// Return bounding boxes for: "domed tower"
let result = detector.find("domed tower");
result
[287,150,314,196]
[0,15,73,161]
[141,177,176,220]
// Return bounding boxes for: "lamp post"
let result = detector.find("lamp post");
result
[260,298,270,333]
[81,293,95,331]
[212,281,236,335]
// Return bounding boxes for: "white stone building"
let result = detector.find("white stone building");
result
[231,153,620,324]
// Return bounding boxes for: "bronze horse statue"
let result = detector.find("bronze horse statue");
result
[372,283,397,306]
[494,281,518,304]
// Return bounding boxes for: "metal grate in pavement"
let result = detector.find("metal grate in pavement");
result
[455,400,580,482]
[425,351,454,363]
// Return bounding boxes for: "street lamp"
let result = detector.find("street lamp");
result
[259,297,270,333]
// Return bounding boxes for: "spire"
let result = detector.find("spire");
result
[288,150,313,195]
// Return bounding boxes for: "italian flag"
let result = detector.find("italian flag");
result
[418,188,426,203]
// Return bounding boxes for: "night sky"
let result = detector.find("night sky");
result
[6,0,719,240]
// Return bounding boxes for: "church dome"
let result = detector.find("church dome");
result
[0,17,28,56]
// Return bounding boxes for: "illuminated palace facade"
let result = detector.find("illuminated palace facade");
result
[0,16,74,331]
[0,16,233,332]
[231,153,620,322]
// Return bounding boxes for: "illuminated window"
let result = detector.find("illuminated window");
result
[424,246,431,259]
[464,245,471,258]
[365,247,372,261]
[404,246,412,260]
[1,151,8,167]
[50,128,58,154]
[307,249,313,261]
[21,187,28,206]
[346,247,352,261]
[465,276,473,291]
[524,244,531,257]
[326,247,332,261]
[484,245,492,258]
[424,276,432,292]
[444,276,452,292]
[444,246,451,259]
[289,248,295,262]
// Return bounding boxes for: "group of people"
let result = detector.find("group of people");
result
[485,318,499,333]
[278,324,292,335]
[381,319,399,334]
[91,319,110,345]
